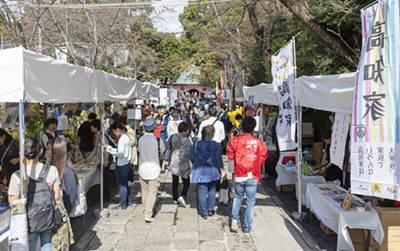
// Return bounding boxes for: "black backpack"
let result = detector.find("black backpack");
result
[16,164,57,233]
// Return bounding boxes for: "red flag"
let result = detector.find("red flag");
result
[220,72,225,90]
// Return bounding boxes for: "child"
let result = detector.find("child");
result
[227,116,268,234]
[0,171,8,205]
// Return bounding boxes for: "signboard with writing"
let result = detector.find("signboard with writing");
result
[351,0,400,200]
[331,113,350,169]
[271,40,298,151]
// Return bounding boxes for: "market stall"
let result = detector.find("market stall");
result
[306,182,384,251]
[0,47,157,229]
[275,163,325,205]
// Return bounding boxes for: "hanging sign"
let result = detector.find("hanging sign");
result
[351,0,400,200]
[331,113,350,169]
[271,40,298,151]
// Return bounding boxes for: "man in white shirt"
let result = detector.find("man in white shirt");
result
[138,118,165,223]
[198,107,225,144]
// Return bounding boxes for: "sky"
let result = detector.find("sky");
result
[151,0,188,34]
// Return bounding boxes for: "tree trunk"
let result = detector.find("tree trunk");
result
[246,1,267,65]
[277,0,358,67]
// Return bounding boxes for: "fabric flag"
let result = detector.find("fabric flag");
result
[351,0,400,200]
[271,40,298,151]
[234,71,244,98]
[220,72,225,90]
[228,59,233,88]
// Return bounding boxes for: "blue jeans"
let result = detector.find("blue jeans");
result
[198,180,218,215]
[28,230,52,251]
[231,178,258,231]
[115,163,132,206]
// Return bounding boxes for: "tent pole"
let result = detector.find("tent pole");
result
[100,102,104,211]
[19,99,26,198]
[94,102,109,219]
[293,37,303,221]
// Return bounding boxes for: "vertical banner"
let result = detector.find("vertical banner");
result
[271,40,298,151]
[351,0,400,200]
[234,71,244,99]
[330,113,350,169]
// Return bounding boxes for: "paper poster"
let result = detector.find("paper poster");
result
[271,40,298,151]
[9,199,29,251]
[248,95,254,108]
[127,109,141,120]
[330,113,350,169]
[351,0,400,200]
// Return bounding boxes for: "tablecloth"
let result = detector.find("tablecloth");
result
[306,183,384,251]
[75,160,101,194]
[275,164,325,205]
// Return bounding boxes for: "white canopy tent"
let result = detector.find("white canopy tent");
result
[243,83,279,106]
[241,73,356,110]
[0,47,159,103]
[296,72,355,114]
[0,47,159,215]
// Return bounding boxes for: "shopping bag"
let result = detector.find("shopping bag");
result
[254,108,263,132]
[218,179,231,206]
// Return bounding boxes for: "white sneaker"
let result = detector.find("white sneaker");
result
[231,219,239,232]
[178,196,186,208]
[145,218,155,223]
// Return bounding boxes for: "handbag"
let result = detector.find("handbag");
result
[254,108,263,132]
[69,182,87,218]
[218,179,231,205]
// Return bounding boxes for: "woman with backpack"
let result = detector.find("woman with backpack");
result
[48,137,76,250]
[42,118,59,156]
[104,121,132,211]
[8,138,61,251]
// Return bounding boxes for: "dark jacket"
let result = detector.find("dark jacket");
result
[78,121,94,151]
[220,112,232,134]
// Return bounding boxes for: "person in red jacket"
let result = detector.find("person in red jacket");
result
[227,116,268,234]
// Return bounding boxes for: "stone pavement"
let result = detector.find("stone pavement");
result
[73,161,321,251]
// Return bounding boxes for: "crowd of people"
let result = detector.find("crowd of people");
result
[1,96,270,250]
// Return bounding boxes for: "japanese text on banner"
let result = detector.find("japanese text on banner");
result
[330,113,350,169]
[351,0,400,200]
[271,40,298,151]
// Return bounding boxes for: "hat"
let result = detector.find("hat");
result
[171,112,180,117]
[143,118,157,132]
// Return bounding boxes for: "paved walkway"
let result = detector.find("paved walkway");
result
[73,161,321,251]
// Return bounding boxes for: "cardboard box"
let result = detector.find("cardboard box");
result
[276,185,295,192]
[369,207,400,250]
[302,135,315,146]
[388,242,400,251]
[388,226,400,242]
[320,221,335,235]
[353,243,368,251]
